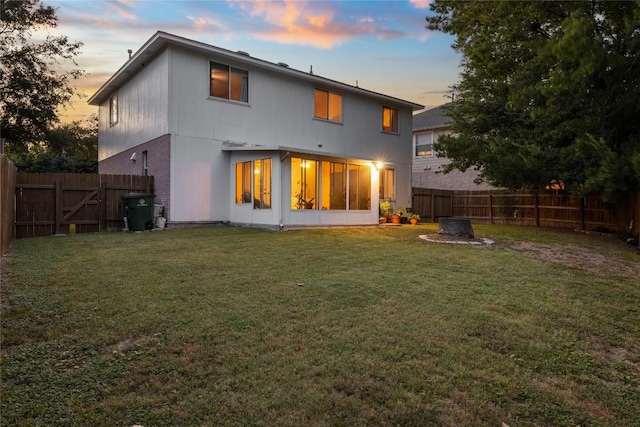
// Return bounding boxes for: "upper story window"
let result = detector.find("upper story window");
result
[415,132,434,157]
[382,106,398,133]
[210,62,248,103]
[109,93,118,125]
[314,89,342,122]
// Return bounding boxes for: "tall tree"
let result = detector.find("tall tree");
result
[427,1,640,199]
[1,0,83,154]
[9,115,98,172]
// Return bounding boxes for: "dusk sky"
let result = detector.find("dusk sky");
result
[47,0,461,122]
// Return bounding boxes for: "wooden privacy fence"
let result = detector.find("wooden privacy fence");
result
[15,173,154,238]
[412,188,454,222]
[413,188,640,235]
[1,154,18,255]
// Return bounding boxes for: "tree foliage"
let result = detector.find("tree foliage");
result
[9,115,98,173]
[427,1,640,199]
[1,0,84,154]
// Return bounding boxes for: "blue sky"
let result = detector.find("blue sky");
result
[48,0,461,122]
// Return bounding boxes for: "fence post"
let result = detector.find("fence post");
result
[634,192,640,237]
[450,193,454,218]
[580,196,586,231]
[430,192,435,222]
[55,178,62,235]
[535,192,540,227]
[489,193,493,224]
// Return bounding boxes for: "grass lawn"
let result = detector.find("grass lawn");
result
[1,224,639,426]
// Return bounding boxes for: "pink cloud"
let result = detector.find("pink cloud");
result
[107,0,137,20]
[227,0,404,49]
[409,0,431,9]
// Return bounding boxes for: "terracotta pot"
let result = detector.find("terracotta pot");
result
[410,218,418,225]
[391,215,401,224]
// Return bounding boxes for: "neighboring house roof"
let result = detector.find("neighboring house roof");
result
[88,31,424,111]
[413,104,452,132]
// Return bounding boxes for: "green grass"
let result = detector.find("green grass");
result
[1,225,639,426]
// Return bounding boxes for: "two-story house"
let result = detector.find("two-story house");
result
[412,104,494,191]
[89,32,423,229]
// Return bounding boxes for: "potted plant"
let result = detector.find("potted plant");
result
[392,206,406,224]
[379,200,393,223]
[409,213,420,225]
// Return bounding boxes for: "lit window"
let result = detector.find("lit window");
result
[321,161,346,210]
[348,164,371,210]
[211,62,248,102]
[314,89,342,122]
[235,161,252,204]
[109,93,118,125]
[291,158,318,209]
[379,168,395,200]
[382,106,398,133]
[415,133,433,157]
[253,158,271,209]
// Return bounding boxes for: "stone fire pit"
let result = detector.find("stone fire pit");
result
[438,217,475,239]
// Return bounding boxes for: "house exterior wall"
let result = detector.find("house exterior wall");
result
[97,50,170,162]
[164,45,413,224]
[412,128,494,191]
[93,36,417,226]
[167,46,412,162]
[98,134,172,220]
[169,134,230,223]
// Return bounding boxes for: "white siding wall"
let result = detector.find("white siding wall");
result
[167,46,413,222]
[170,134,230,223]
[97,44,415,224]
[97,50,170,161]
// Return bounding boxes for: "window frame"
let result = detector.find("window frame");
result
[379,167,395,200]
[253,158,272,210]
[235,161,252,204]
[210,61,249,103]
[291,157,319,210]
[291,158,373,212]
[314,88,342,123]
[109,93,118,126]
[348,163,371,211]
[382,106,398,133]
[415,132,434,157]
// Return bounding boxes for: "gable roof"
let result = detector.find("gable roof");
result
[413,104,452,132]
[88,31,424,111]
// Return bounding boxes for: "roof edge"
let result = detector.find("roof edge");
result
[88,31,424,110]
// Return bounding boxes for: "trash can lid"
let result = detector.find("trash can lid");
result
[121,192,154,199]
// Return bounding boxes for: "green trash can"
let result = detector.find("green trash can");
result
[122,193,155,231]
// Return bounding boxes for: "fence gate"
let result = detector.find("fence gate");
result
[412,188,454,222]
[15,173,154,238]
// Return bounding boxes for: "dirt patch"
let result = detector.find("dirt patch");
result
[505,240,640,278]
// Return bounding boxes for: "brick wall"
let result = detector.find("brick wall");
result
[99,134,172,220]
